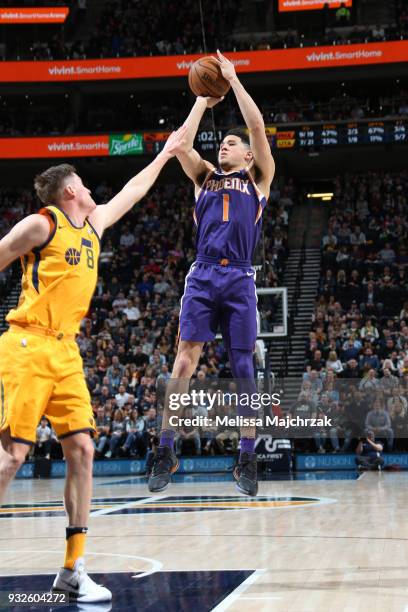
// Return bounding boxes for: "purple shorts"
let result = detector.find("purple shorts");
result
[179,261,257,350]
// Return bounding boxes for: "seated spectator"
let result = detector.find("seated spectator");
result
[312,405,328,454]
[298,380,319,407]
[115,384,133,408]
[325,351,343,374]
[112,291,127,310]
[342,358,360,378]
[94,405,111,457]
[306,349,325,372]
[104,409,126,458]
[380,368,400,399]
[327,402,353,452]
[355,430,384,470]
[389,397,408,447]
[378,242,396,265]
[349,226,366,246]
[201,411,219,455]
[360,319,379,343]
[322,229,338,250]
[323,379,340,403]
[400,301,408,321]
[360,282,383,316]
[175,408,201,456]
[359,368,381,394]
[387,387,408,412]
[341,340,361,363]
[122,299,141,322]
[398,355,408,377]
[144,407,162,446]
[382,358,399,375]
[120,228,135,249]
[359,349,380,372]
[303,369,323,394]
[121,408,147,457]
[365,398,394,450]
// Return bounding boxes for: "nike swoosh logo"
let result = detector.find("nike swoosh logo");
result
[246,271,254,276]
[59,578,80,590]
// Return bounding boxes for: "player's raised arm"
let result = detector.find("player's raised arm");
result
[0,214,51,272]
[176,97,221,187]
[88,125,187,237]
[215,50,275,198]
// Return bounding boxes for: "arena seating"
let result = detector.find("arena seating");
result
[2,0,407,61]
[296,171,408,453]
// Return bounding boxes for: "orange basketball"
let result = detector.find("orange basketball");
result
[188,56,231,98]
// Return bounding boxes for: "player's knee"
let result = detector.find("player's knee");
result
[174,354,197,378]
[82,441,95,464]
[65,437,94,467]
[2,447,26,476]
[230,349,254,379]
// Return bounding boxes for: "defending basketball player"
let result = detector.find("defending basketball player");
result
[0,126,186,603]
[148,51,275,497]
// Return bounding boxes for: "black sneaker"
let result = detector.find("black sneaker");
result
[233,451,258,496]
[148,446,179,492]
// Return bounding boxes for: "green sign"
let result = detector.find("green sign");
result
[109,133,143,156]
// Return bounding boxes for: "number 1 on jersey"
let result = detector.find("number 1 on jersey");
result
[222,194,229,222]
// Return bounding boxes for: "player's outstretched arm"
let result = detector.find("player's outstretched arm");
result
[88,125,187,236]
[176,97,221,187]
[215,50,275,197]
[0,214,50,272]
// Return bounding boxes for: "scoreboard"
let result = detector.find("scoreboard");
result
[142,119,407,154]
[190,119,407,153]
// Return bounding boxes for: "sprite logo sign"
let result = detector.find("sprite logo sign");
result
[109,133,144,156]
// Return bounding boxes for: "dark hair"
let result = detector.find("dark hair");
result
[224,128,250,147]
[34,163,76,205]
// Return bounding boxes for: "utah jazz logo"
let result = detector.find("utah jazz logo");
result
[65,237,94,269]
[65,248,81,265]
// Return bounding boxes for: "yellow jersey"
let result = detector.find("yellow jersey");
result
[7,205,100,335]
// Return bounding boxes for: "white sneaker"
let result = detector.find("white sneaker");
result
[52,557,112,603]
[76,604,112,612]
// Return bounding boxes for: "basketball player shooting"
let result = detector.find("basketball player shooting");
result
[148,51,275,497]
[0,126,186,603]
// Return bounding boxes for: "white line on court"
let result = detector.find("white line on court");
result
[0,550,162,579]
[90,493,168,516]
[210,568,267,611]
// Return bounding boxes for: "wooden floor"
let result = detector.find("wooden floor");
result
[1,471,408,611]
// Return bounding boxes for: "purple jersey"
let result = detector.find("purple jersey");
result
[193,167,267,265]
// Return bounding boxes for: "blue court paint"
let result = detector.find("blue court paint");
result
[0,570,253,612]
[0,494,332,519]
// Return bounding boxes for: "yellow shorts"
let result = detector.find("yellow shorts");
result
[0,327,96,445]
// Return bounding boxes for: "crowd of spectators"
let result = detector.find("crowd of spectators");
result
[1,0,407,62]
[1,85,407,137]
[291,171,408,454]
[4,23,408,62]
[0,173,293,460]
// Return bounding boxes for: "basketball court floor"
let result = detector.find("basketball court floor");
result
[1,470,408,611]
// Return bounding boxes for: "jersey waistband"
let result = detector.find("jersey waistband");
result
[9,323,76,341]
[196,255,252,268]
